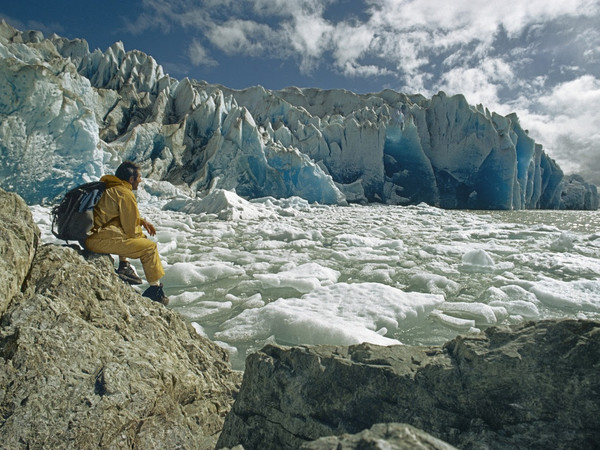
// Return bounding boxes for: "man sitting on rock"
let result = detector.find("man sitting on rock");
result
[85,161,169,305]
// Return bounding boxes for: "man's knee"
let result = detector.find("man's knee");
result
[139,238,157,252]
[132,238,159,261]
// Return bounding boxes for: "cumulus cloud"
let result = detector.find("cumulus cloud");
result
[438,58,516,108]
[283,11,334,73]
[367,0,598,41]
[128,0,599,81]
[128,1,597,86]
[189,39,218,67]
[207,20,273,56]
[518,76,600,184]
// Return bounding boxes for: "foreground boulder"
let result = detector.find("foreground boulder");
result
[0,189,241,449]
[0,188,39,315]
[217,319,600,449]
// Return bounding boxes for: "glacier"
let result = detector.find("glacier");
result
[0,20,597,210]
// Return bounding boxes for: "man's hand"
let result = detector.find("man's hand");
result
[142,220,157,236]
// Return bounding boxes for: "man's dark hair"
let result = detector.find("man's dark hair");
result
[115,161,140,182]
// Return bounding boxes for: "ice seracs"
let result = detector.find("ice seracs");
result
[0,20,597,209]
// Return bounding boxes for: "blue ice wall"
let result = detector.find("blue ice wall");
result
[383,115,438,205]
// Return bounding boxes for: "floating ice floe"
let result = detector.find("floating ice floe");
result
[436,302,503,326]
[163,261,245,287]
[483,286,541,319]
[429,311,479,332]
[409,272,460,296]
[163,188,272,221]
[254,262,340,294]
[549,232,577,252]
[214,282,444,347]
[460,249,496,272]
[529,277,600,312]
[27,193,600,371]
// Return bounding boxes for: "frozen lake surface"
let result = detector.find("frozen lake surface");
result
[31,190,600,370]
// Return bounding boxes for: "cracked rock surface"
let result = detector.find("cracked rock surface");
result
[217,319,600,449]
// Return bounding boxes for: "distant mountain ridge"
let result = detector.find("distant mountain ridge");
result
[0,20,597,209]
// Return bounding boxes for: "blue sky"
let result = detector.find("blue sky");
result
[2,0,600,183]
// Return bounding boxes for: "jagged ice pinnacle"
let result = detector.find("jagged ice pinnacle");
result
[0,20,597,210]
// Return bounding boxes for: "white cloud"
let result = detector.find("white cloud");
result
[126,0,183,34]
[250,0,335,17]
[537,75,600,115]
[371,30,431,86]
[200,1,337,73]
[515,76,600,183]
[438,58,515,108]
[189,40,218,67]
[284,13,334,73]
[342,61,391,78]
[129,0,599,87]
[130,0,600,77]
[207,20,273,56]
[360,0,600,89]
[366,0,598,40]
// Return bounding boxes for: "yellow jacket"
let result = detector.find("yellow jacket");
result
[90,175,144,239]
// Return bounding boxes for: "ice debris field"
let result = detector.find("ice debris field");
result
[31,182,600,370]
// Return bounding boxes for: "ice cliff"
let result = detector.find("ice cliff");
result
[0,21,597,209]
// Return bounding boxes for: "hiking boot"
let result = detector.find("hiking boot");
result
[142,284,169,306]
[116,261,143,285]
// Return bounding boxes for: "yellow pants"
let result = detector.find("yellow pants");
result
[85,232,165,283]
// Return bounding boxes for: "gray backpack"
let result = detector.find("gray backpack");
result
[51,181,106,241]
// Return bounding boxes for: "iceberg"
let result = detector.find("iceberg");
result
[163,188,271,221]
[0,21,597,209]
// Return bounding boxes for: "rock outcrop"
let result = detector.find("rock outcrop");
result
[0,188,39,316]
[300,423,457,450]
[217,319,600,450]
[0,188,241,449]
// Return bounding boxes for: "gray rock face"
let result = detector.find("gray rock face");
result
[0,188,39,316]
[0,189,241,449]
[217,320,600,450]
[300,423,457,450]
